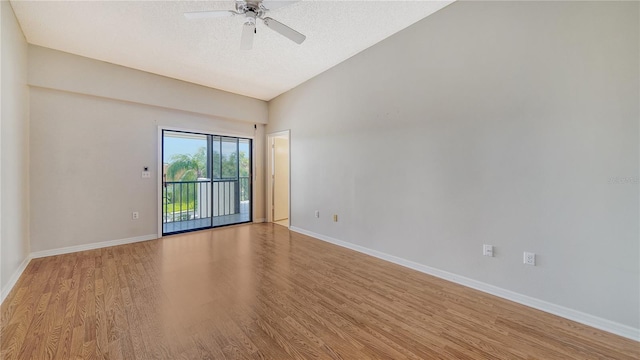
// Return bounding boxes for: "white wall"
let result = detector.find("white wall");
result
[268,1,639,332]
[29,47,267,253]
[29,45,268,124]
[1,0,30,296]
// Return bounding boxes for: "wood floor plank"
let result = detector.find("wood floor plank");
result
[1,223,638,359]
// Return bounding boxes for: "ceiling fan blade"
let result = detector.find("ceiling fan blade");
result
[262,17,306,44]
[240,21,256,50]
[262,0,300,11]
[184,10,236,20]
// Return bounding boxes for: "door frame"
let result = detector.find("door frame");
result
[266,130,291,226]
[157,126,255,237]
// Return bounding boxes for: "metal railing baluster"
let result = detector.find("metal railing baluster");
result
[162,179,250,227]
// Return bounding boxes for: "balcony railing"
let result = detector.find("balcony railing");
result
[163,177,250,223]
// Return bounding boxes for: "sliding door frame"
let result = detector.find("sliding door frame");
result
[157,126,255,237]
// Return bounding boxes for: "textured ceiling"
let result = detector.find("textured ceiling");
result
[10,0,454,101]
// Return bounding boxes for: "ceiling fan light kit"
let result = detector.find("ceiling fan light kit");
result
[184,0,306,50]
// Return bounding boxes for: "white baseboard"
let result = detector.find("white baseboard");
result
[30,234,158,259]
[1,256,31,304]
[254,218,266,223]
[290,226,640,342]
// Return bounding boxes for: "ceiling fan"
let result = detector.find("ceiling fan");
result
[184,0,306,50]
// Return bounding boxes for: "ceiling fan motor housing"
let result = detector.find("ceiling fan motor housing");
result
[244,10,257,25]
[236,0,266,17]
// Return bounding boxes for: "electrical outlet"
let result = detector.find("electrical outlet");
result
[132,212,139,220]
[523,252,536,266]
[315,210,320,218]
[333,214,338,222]
[142,171,151,178]
[483,244,494,257]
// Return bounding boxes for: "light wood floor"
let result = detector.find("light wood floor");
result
[1,224,638,359]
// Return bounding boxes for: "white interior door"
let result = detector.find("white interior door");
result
[273,137,289,221]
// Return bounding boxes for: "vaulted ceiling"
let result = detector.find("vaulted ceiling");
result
[11,0,454,100]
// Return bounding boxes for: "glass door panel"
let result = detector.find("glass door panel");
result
[162,131,212,233]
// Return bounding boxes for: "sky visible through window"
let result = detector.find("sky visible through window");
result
[164,137,205,162]
[163,134,250,164]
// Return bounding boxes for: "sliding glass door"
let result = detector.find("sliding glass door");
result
[162,130,252,235]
